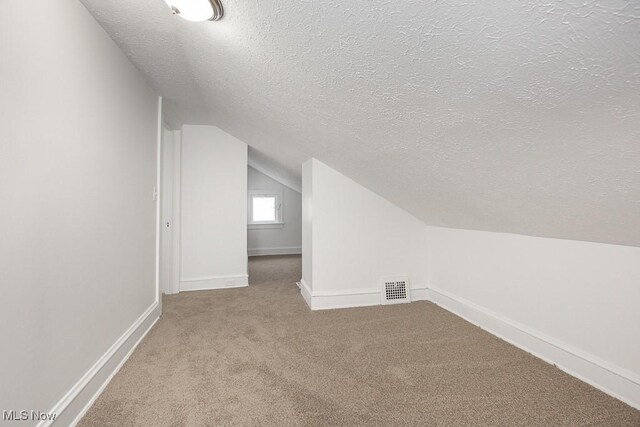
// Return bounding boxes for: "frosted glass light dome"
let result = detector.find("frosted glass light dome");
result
[163,0,223,22]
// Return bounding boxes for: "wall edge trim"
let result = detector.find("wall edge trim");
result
[248,247,302,256]
[299,278,313,309]
[302,286,428,311]
[426,285,640,410]
[41,302,160,427]
[180,274,249,292]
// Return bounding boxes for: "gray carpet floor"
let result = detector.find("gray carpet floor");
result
[79,255,640,426]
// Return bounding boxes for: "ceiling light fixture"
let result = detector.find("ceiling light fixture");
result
[163,0,223,22]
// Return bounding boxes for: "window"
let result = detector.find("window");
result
[248,190,283,228]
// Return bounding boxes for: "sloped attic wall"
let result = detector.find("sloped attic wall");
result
[303,159,640,408]
[301,159,427,310]
[81,0,640,247]
[180,125,248,290]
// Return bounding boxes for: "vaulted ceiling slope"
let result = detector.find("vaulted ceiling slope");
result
[82,0,640,246]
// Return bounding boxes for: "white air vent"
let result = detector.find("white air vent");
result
[381,276,411,305]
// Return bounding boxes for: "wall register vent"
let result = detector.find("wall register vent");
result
[381,276,411,305]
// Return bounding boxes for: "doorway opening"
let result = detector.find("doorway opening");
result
[246,163,302,287]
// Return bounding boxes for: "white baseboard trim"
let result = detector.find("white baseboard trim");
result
[180,274,248,292]
[297,282,639,408]
[299,279,313,308]
[41,301,161,427]
[410,287,429,302]
[248,246,302,256]
[426,286,640,410]
[300,285,429,311]
[312,288,380,310]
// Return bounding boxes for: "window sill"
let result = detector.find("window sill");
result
[248,222,284,230]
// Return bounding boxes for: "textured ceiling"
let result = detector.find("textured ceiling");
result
[81,0,640,246]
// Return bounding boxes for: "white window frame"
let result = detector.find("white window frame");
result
[248,190,284,229]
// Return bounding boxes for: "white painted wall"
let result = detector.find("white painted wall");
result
[247,166,301,256]
[426,226,640,408]
[301,159,427,309]
[301,160,314,302]
[0,0,159,424]
[180,125,248,291]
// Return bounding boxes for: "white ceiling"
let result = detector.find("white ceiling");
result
[81,0,640,246]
